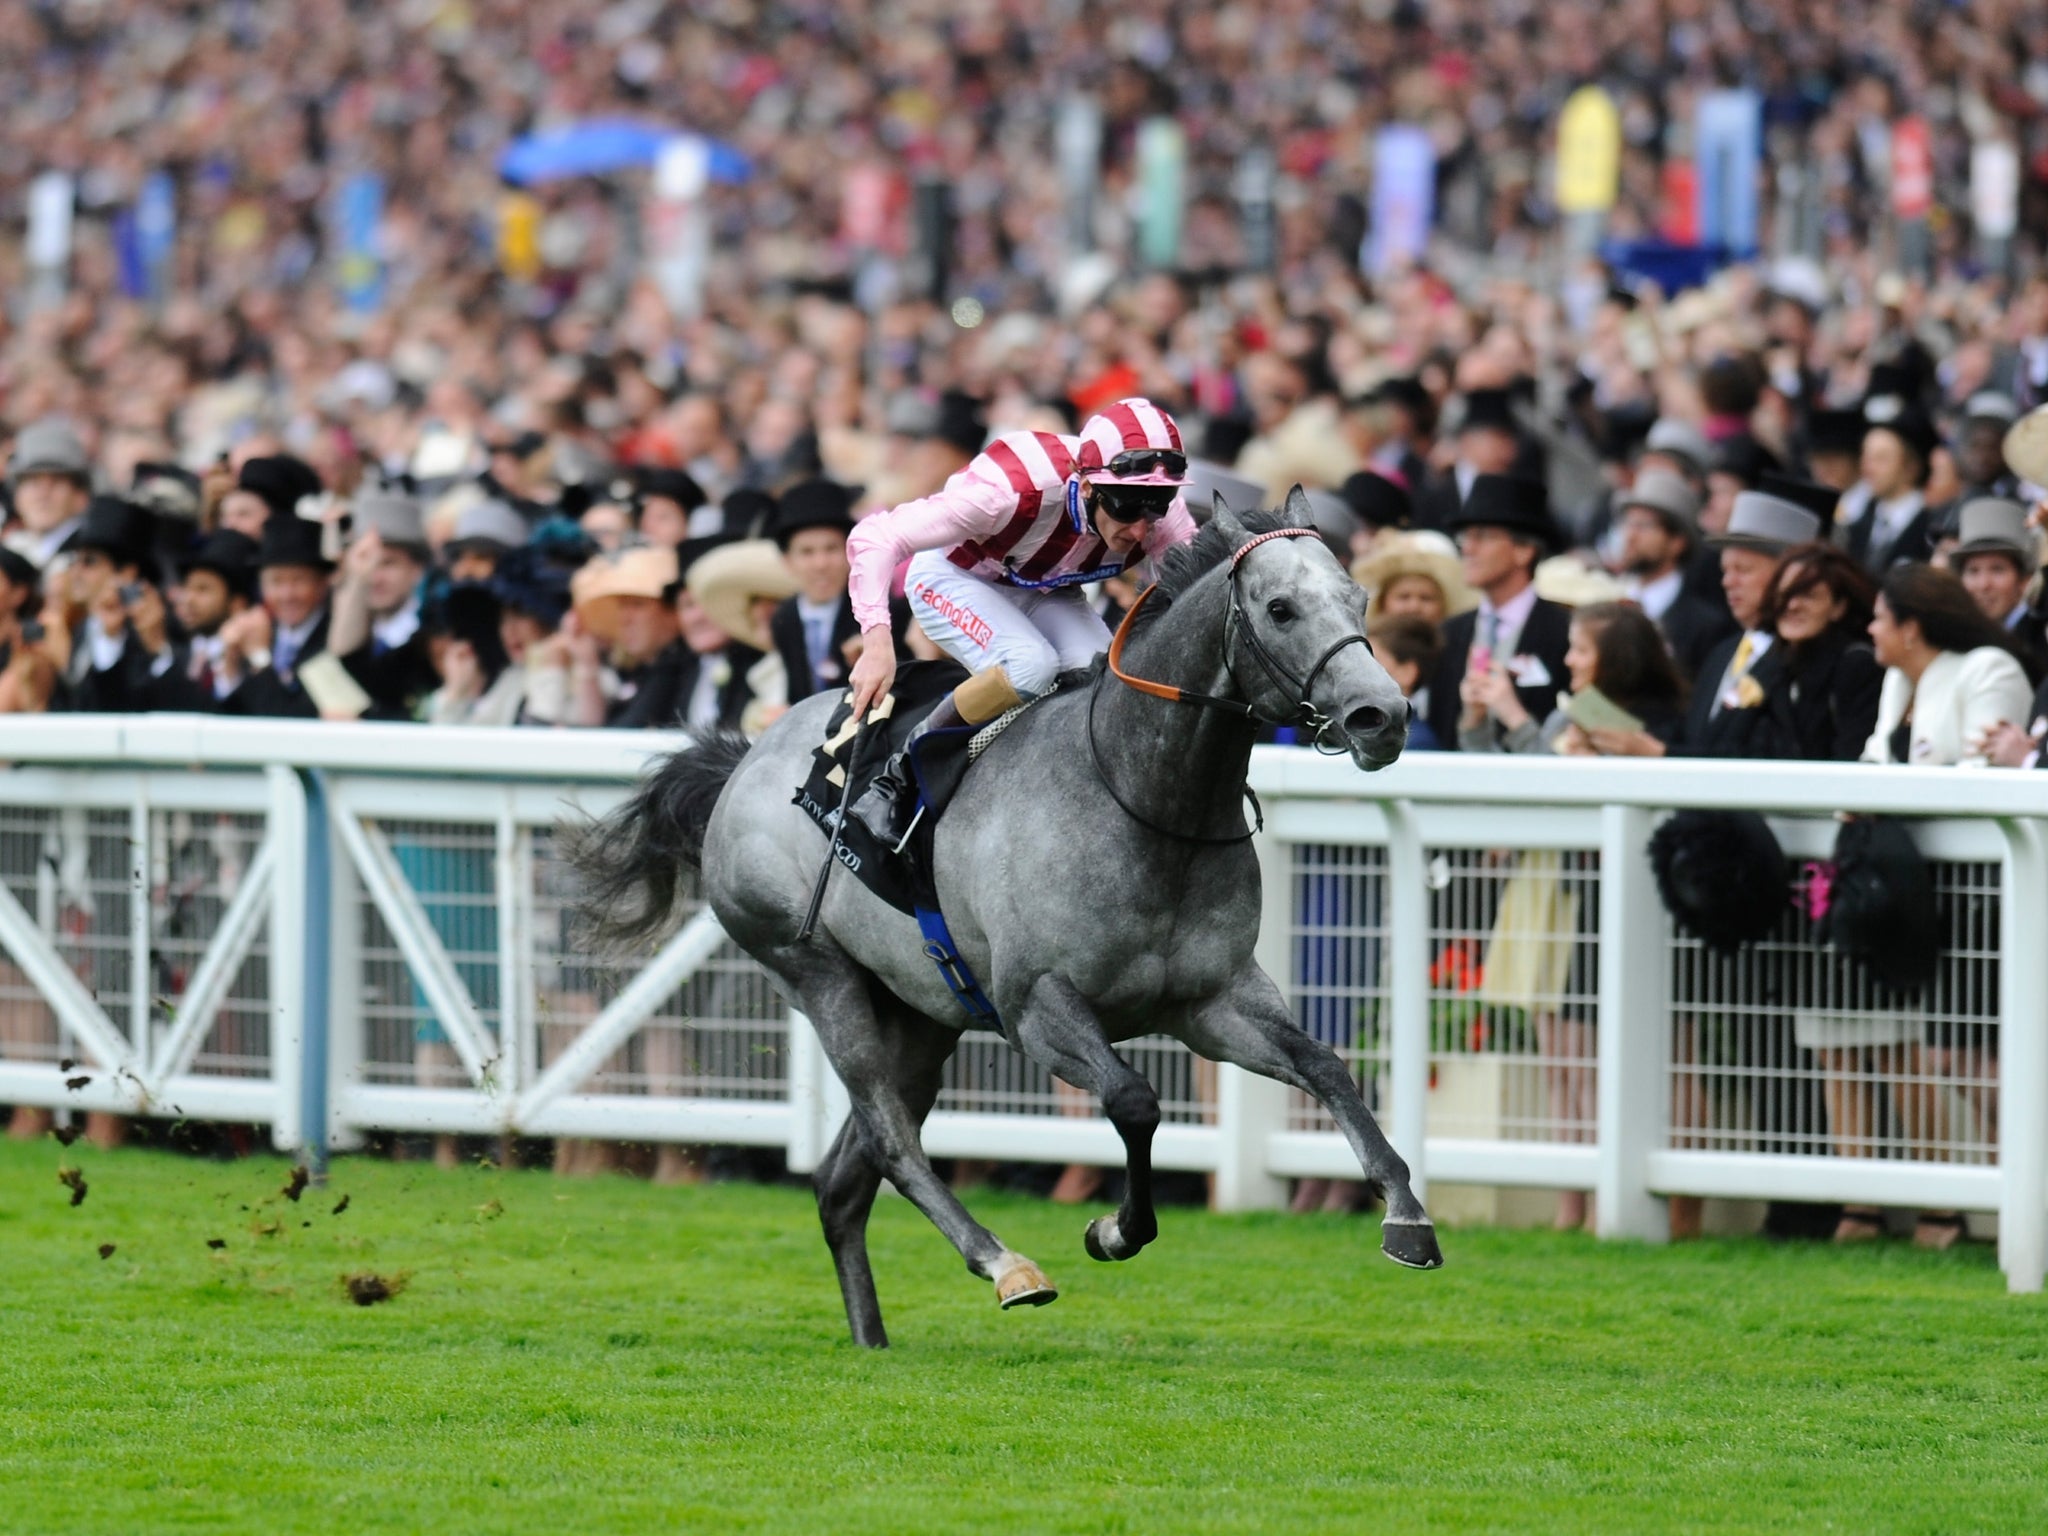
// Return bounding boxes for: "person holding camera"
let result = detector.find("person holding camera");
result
[59,497,169,712]
[0,546,56,716]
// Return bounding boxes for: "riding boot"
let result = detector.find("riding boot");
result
[849,696,968,846]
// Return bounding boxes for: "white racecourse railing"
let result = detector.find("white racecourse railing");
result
[0,716,2043,1294]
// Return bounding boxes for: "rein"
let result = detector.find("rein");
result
[1092,524,1364,845]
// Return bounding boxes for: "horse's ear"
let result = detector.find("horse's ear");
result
[1209,492,1250,547]
[1283,484,1315,528]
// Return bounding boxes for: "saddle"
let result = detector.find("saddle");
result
[791,660,1038,1023]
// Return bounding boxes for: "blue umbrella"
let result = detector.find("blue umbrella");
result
[498,119,751,187]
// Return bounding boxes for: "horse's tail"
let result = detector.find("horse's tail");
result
[568,730,753,953]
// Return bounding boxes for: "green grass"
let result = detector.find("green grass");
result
[4,1137,2046,1535]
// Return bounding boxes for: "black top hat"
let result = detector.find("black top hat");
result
[0,544,39,593]
[661,533,737,603]
[1339,470,1413,532]
[1455,388,1518,436]
[1710,434,1783,487]
[1444,474,1562,550]
[720,488,780,541]
[636,467,708,513]
[74,496,157,570]
[178,528,261,597]
[769,479,858,550]
[1862,394,1939,464]
[256,515,334,572]
[1757,474,1840,524]
[237,455,323,522]
[1805,407,1867,458]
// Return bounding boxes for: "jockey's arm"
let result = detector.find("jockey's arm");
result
[1137,496,1200,570]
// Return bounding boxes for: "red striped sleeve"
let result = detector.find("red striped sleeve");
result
[975,439,1044,561]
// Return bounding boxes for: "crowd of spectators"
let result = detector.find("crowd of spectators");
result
[6,1,2048,1222]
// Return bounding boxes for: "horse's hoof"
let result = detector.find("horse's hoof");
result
[995,1261,1058,1309]
[1084,1216,1123,1263]
[1381,1218,1444,1270]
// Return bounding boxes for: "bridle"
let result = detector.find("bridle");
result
[1088,525,1374,844]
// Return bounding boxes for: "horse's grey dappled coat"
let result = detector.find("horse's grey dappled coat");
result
[575,494,1442,1346]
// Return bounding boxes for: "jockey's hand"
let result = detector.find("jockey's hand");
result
[847,626,897,721]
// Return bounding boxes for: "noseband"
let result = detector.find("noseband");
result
[1090,525,1372,844]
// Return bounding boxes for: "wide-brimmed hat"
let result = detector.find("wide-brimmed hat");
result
[2003,404,2048,488]
[256,513,334,572]
[1947,497,2034,569]
[1352,532,1476,623]
[1444,474,1563,552]
[1340,470,1413,532]
[1710,490,1822,552]
[769,479,859,549]
[686,539,800,651]
[177,528,260,597]
[1535,555,1627,608]
[350,487,428,556]
[9,420,91,485]
[1615,468,1700,536]
[74,496,157,570]
[236,455,323,522]
[571,545,678,646]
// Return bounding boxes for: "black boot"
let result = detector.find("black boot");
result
[849,697,967,846]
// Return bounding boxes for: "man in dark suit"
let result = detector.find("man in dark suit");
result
[1412,388,1523,532]
[767,478,909,703]
[1425,474,1573,749]
[73,528,259,713]
[1843,395,1938,576]
[58,497,162,707]
[328,488,440,720]
[1614,469,1736,681]
[218,516,335,717]
[610,535,761,731]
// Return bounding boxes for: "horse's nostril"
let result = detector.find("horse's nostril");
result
[1345,705,1389,736]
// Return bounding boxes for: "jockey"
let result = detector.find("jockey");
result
[844,397,1199,842]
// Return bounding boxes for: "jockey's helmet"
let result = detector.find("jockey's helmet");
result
[1074,399,1190,489]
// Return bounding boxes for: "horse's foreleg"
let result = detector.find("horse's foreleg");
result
[1182,969,1443,1270]
[1010,975,1162,1262]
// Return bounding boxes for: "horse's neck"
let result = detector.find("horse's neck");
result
[1092,575,1255,836]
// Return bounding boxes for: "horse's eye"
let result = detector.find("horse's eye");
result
[1267,598,1296,623]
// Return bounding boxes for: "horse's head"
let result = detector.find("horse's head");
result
[1212,489,1409,770]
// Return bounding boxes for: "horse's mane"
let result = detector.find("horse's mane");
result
[1126,508,1299,635]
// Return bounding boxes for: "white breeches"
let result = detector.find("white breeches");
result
[904,550,1112,698]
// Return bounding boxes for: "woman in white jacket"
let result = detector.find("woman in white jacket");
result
[1856,562,2036,1247]
[1862,563,2035,768]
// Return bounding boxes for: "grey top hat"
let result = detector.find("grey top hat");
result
[1616,468,1701,533]
[1947,497,2034,567]
[449,497,529,552]
[1711,491,1822,552]
[1644,418,1713,476]
[9,420,91,485]
[350,488,428,553]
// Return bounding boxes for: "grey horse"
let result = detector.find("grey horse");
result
[574,494,1443,1347]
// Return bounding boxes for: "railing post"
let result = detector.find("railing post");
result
[1595,802,1668,1241]
[1212,825,1293,1210]
[1998,817,2047,1294]
[786,1009,848,1175]
[267,766,313,1162]
[1384,799,1430,1206]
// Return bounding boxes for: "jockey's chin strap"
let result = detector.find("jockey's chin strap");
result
[1093,525,1365,843]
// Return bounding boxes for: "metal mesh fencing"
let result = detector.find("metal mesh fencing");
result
[157,812,272,1078]
[937,1032,1212,1125]
[1669,854,2001,1167]
[1286,842,1392,1131]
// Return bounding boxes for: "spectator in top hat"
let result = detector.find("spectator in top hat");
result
[60,496,161,704]
[1338,469,1415,565]
[1429,474,1572,749]
[768,478,909,703]
[1802,409,1868,493]
[330,489,440,720]
[1844,396,1940,575]
[5,421,95,567]
[1945,498,2045,663]
[218,454,322,540]
[1597,488,1823,758]
[154,529,261,710]
[1414,388,1523,531]
[217,516,335,718]
[1613,469,1737,680]
[633,468,709,550]
[441,497,529,585]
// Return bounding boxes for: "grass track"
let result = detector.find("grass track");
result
[4,1137,2046,1535]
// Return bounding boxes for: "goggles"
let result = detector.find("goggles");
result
[1096,447,1188,481]
[1091,483,1176,523]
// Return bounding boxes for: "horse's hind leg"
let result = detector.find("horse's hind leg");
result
[771,944,1058,1315]
[1181,968,1443,1270]
[812,1008,956,1348]
[1009,975,1162,1263]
